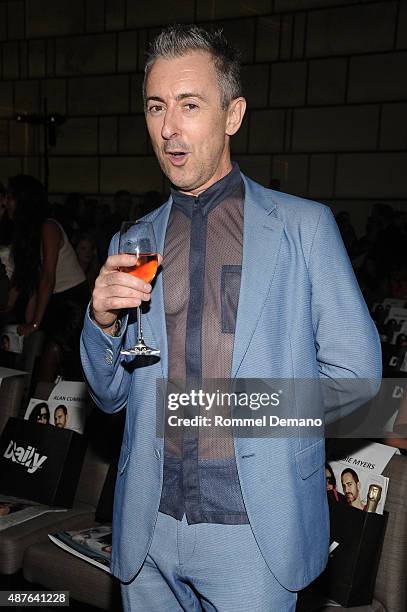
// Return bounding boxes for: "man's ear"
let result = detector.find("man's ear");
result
[225,97,247,136]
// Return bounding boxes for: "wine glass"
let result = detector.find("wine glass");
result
[119,221,160,356]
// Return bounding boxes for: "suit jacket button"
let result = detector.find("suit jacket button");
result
[154,449,161,459]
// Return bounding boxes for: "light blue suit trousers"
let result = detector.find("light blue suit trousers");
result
[121,511,297,612]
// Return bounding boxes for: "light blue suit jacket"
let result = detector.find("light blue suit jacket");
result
[80,174,382,590]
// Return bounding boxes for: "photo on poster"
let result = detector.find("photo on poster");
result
[24,396,84,434]
[24,381,89,434]
[327,460,388,515]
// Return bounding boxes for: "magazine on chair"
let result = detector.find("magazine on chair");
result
[48,524,112,573]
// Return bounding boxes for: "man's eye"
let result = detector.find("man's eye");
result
[148,105,164,114]
[184,103,198,111]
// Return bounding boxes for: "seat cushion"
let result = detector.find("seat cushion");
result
[0,504,95,575]
[320,601,385,612]
[0,373,27,434]
[297,589,386,612]
[23,530,121,611]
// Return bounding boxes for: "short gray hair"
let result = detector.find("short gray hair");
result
[143,24,242,110]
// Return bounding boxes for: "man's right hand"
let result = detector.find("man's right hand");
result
[91,253,161,330]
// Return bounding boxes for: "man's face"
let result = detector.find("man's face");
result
[54,407,67,428]
[341,472,360,503]
[145,51,243,195]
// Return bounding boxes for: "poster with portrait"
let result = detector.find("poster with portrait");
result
[24,381,89,435]
[327,460,388,515]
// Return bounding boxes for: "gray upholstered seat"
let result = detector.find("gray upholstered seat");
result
[0,382,121,578]
[0,504,96,576]
[0,441,110,576]
[0,370,27,434]
[23,524,121,611]
[21,453,407,612]
[14,330,45,405]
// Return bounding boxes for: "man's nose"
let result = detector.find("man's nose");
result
[161,108,179,140]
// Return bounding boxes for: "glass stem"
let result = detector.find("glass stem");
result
[136,305,143,343]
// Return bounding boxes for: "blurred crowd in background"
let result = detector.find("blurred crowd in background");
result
[0,174,165,385]
[0,173,406,388]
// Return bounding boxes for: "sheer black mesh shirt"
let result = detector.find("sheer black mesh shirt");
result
[159,163,249,525]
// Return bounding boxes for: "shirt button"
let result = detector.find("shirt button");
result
[154,449,161,460]
[105,349,113,365]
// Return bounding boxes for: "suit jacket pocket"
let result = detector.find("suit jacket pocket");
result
[221,265,242,333]
[295,439,325,479]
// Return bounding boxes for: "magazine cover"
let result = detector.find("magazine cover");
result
[0,325,24,354]
[24,381,89,434]
[48,525,112,573]
[0,494,66,532]
[326,460,388,514]
[325,441,396,514]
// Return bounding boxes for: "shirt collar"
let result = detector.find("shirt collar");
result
[170,163,242,218]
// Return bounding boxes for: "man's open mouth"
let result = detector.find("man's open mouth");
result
[166,151,189,165]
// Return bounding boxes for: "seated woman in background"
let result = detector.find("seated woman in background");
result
[4,174,90,382]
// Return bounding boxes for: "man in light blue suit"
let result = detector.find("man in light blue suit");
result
[81,25,382,612]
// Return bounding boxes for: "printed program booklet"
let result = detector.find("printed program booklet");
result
[48,524,112,573]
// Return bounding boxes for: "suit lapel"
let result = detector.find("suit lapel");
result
[231,176,283,378]
[143,200,172,378]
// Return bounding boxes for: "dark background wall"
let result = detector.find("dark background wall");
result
[0,0,406,232]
